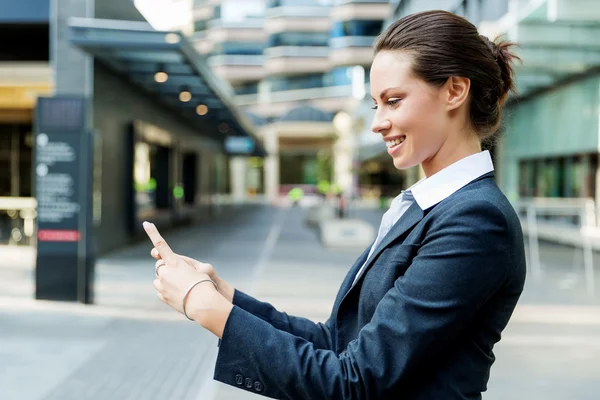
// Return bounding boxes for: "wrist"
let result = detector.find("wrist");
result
[214,275,235,303]
[186,283,233,338]
[196,289,233,338]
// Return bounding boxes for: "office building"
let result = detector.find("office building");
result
[189,0,394,201]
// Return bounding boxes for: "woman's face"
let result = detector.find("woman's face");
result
[370,51,449,172]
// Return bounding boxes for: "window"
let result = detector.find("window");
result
[268,32,330,47]
[234,82,260,95]
[264,67,368,91]
[267,74,325,91]
[194,20,208,32]
[518,154,598,199]
[269,0,331,7]
[0,24,49,61]
[212,41,265,55]
[330,20,384,38]
[323,67,352,86]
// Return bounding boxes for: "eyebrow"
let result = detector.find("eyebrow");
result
[372,87,402,101]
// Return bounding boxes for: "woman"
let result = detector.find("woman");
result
[145,10,526,400]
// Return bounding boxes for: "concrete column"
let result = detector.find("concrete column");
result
[594,155,600,225]
[333,125,354,196]
[11,127,19,196]
[197,150,211,206]
[171,145,181,214]
[229,156,247,204]
[52,0,94,98]
[211,153,225,213]
[264,127,280,203]
[580,154,591,198]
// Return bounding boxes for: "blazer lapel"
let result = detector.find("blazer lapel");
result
[334,246,370,306]
[348,201,424,290]
[343,171,494,293]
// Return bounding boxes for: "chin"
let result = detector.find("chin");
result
[391,156,416,170]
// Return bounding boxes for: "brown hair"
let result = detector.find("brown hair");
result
[374,10,520,140]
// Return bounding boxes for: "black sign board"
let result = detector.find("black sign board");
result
[34,96,94,303]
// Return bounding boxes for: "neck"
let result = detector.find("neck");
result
[421,132,482,178]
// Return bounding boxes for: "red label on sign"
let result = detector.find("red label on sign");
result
[37,230,81,242]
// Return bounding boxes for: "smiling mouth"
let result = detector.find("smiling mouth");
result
[385,136,406,148]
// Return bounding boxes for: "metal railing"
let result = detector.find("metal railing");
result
[513,197,596,296]
[0,197,37,247]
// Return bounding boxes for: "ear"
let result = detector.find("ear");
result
[443,76,470,111]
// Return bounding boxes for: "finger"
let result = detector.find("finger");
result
[151,248,161,260]
[155,259,167,277]
[143,222,177,263]
[156,291,167,304]
[153,278,163,293]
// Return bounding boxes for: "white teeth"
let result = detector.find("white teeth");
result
[385,137,405,148]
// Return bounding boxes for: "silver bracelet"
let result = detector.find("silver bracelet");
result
[182,278,218,321]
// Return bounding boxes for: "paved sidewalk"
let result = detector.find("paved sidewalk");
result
[1,204,600,399]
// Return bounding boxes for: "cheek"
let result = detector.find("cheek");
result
[409,103,445,142]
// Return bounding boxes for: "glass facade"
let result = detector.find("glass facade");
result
[518,155,597,199]
[264,66,365,92]
[323,66,353,86]
[0,0,49,23]
[0,124,33,197]
[268,32,330,47]
[267,74,325,92]
[330,19,383,38]
[501,74,600,200]
[0,123,34,246]
[211,41,265,56]
[268,0,332,8]
[234,82,260,95]
[0,24,48,61]
[194,20,208,32]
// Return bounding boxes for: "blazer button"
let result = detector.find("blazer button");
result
[254,381,264,392]
[235,374,244,385]
[244,378,253,389]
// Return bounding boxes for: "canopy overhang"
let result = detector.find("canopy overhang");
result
[68,17,265,157]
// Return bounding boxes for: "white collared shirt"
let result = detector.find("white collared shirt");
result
[352,150,495,285]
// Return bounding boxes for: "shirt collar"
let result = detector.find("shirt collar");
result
[407,150,494,210]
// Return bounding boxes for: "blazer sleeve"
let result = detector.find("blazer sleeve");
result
[213,200,510,399]
[231,289,334,350]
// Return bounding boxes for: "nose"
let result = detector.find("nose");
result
[371,114,392,135]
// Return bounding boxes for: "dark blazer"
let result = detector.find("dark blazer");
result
[214,172,526,399]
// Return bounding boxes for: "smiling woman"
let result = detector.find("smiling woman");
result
[146,10,526,400]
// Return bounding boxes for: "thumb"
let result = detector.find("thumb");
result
[180,255,208,270]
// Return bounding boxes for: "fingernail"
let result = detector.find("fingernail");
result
[143,221,150,230]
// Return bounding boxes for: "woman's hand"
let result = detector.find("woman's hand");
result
[151,247,216,280]
[144,222,233,337]
[150,246,235,303]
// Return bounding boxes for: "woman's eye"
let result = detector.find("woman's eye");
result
[371,98,401,110]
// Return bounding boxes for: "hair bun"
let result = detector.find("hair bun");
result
[480,35,520,104]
